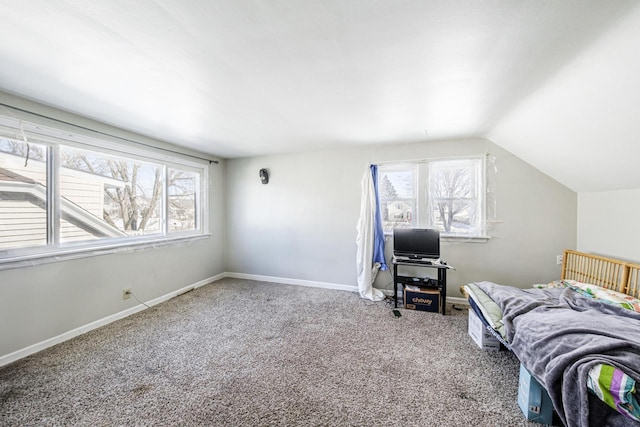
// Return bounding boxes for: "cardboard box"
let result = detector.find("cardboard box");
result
[517,364,553,425]
[467,309,500,351]
[404,287,440,313]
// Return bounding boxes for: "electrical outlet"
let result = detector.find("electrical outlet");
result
[122,288,132,300]
[556,255,563,265]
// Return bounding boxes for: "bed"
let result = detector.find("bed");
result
[463,250,640,427]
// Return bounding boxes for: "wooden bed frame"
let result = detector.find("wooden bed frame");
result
[459,249,640,299]
[562,249,640,299]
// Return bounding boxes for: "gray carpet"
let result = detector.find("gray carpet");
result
[0,278,538,426]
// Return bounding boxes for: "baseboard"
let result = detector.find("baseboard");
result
[223,273,469,305]
[224,272,359,293]
[0,274,223,367]
[1,273,465,367]
[447,296,469,306]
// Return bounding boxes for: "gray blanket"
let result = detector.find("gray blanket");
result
[474,281,640,427]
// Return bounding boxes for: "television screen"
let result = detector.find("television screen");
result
[393,228,440,260]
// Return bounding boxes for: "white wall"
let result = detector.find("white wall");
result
[577,189,640,263]
[0,93,227,360]
[226,138,577,294]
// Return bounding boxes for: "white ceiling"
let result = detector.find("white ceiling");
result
[489,3,640,193]
[0,1,637,191]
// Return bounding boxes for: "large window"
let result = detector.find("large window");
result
[0,115,208,264]
[378,158,485,238]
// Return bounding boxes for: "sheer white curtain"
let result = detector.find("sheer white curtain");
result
[355,166,385,301]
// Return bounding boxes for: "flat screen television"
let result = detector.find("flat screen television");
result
[393,228,440,260]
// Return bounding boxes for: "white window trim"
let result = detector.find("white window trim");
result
[382,231,490,243]
[0,234,211,271]
[0,114,210,268]
[378,156,489,240]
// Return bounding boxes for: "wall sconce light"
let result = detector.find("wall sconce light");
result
[259,168,269,184]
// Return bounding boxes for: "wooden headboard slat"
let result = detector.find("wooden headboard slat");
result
[562,249,629,294]
[625,264,640,299]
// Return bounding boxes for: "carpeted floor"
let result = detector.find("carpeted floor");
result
[0,278,538,426]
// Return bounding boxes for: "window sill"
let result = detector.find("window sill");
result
[0,234,210,271]
[383,232,490,243]
[441,235,491,243]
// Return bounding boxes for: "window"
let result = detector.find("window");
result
[378,158,485,238]
[60,145,164,241]
[168,168,199,233]
[0,115,208,265]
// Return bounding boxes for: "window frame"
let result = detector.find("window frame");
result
[378,156,489,241]
[0,115,210,269]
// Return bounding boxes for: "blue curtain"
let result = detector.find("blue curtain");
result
[370,165,388,271]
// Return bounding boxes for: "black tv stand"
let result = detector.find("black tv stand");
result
[393,257,448,315]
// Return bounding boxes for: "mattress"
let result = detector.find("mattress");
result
[464,281,640,426]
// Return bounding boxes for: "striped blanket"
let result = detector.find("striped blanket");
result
[588,364,640,422]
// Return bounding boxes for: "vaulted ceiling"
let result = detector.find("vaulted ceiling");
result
[0,1,638,192]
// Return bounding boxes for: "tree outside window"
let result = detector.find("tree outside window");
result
[428,159,482,236]
[168,168,198,232]
[61,146,163,239]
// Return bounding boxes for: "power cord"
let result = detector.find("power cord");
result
[129,290,152,309]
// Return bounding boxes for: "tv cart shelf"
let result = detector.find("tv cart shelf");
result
[393,258,448,315]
